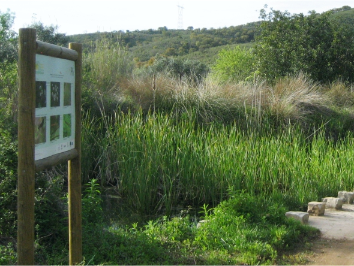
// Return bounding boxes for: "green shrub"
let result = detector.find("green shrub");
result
[194,190,319,265]
[0,61,18,132]
[145,56,209,84]
[82,179,104,226]
[0,242,16,264]
[211,46,257,82]
[0,127,17,238]
[255,8,354,83]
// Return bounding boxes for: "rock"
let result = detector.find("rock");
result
[285,211,309,224]
[307,201,326,216]
[338,191,354,204]
[322,197,343,210]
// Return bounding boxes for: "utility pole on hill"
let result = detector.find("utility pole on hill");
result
[177,4,184,29]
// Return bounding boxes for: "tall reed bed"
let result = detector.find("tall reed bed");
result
[82,110,354,215]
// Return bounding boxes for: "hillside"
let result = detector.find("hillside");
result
[68,5,353,66]
[68,22,259,65]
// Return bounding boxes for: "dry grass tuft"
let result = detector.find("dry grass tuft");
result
[113,72,353,125]
[265,73,328,121]
[325,81,354,107]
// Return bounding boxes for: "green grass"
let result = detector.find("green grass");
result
[34,184,320,265]
[81,108,354,217]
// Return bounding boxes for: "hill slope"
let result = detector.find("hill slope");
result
[68,5,353,66]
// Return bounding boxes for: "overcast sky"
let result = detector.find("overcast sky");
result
[2,0,353,35]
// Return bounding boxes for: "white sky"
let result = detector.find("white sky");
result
[2,0,353,35]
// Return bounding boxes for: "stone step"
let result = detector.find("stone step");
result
[285,211,309,224]
[285,190,354,223]
[307,201,326,216]
[338,191,354,204]
[322,197,343,210]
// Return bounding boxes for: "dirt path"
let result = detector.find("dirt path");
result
[306,239,354,265]
[304,204,354,265]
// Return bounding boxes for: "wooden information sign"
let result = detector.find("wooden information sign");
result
[18,28,82,265]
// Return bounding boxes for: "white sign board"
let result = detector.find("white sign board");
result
[35,54,75,160]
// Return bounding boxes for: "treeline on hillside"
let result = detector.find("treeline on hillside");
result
[69,22,259,62]
[68,5,354,64]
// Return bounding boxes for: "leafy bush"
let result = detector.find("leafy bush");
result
[0,127,17,238]
[145,56,209,84]
[194,190,319,265]
[0,61,18,132]
[0,242,16,265]
[0,9,17,63]
[255,8,354,83]
[211,46,257,82]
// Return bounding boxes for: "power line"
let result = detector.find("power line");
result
[177,5,184,29]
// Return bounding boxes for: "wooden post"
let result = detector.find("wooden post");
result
[17,28,36,265]
[68,42,83,265]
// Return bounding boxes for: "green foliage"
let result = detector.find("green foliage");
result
[145,215,196,244]
[29,21,69,46]
[0,242,16,264]
[0,61,18,128]
[76,182,169,265]
[82,179,104,226]
[80,222,168,265]
[330,6,354,25]
[180,43,254,65]
[81,105,354,217]
[211,46,257,82]
[69,22,259,63]
[0,9,17,63]
[255,8,354,83]
[81,39,136,118]
[0,10,18,129]
[147,56,209,83]
[0,127,17,237]
[33,173,68,264]
[194,191,319,265]
[84,39,134,88]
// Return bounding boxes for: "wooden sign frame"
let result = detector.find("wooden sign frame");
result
[17,28,82,265]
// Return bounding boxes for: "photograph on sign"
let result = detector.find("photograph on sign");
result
[63,114,72,138]
[64,83,72,106]
[35,54,75,161]
[51,82,60,107]
[36,81,46,108]
[35,116,46,144]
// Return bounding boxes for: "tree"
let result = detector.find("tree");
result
[0,9,17,63]
[29,21,69,46]
[254,8,354,83]
[0,10,18,125]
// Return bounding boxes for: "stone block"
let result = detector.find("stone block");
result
[338,191,354,204]
[322,197,343,210]
[285,211,309,224]
[307,201,326,216]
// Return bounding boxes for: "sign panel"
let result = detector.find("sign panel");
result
[35,54,75,160]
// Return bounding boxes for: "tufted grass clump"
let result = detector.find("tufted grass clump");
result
[81,107,354,216]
